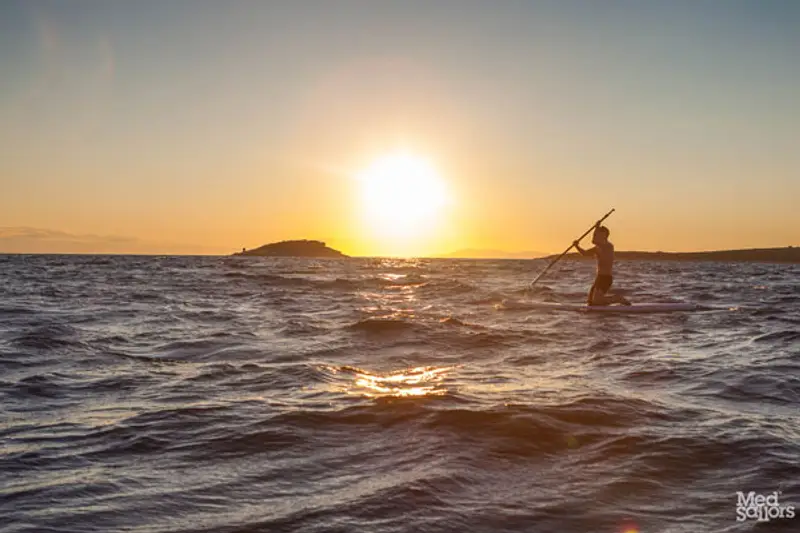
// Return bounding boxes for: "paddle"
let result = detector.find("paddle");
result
[528,208,616,289]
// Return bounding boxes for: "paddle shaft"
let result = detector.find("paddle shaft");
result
[529,208,615,288]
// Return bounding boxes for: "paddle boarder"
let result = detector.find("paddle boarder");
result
[573,225,631,306]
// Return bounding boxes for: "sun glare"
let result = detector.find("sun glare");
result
[357,153,448,239]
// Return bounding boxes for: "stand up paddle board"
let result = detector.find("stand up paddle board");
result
[524,302,699,313]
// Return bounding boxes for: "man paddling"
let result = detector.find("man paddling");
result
[573,225,631,306]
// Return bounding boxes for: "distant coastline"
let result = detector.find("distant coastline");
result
[231,242,798,262]
[234,240,347,258]
[548,246,799,264]
[437,248,547,259]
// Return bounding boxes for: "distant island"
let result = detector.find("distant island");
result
[234,240,348,258]
[549,246,799,264]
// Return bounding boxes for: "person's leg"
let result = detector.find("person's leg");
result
[609,293,632,305]
[591,288,612,305]
[605,276,631,305]
[589,275,614,306]
[592,276,631,305]
[587,277,598,305]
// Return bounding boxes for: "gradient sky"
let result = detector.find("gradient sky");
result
[1,0,798,256]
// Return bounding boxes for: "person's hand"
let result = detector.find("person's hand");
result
[572,240,580,248]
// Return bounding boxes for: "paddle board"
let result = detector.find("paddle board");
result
[524,302,699,313]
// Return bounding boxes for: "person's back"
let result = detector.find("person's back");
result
[595,240,614,276]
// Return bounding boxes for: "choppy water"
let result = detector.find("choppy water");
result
[1,255,798,533]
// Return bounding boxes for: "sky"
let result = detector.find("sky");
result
[1,0,798,256]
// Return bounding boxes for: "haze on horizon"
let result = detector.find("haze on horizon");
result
[1,0,798,257]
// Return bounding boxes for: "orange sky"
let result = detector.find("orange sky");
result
[1,2,798,256]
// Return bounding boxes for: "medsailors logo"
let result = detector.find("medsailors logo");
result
[736,491,796,522]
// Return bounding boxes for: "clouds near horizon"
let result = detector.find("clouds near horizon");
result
[0,227,226,255]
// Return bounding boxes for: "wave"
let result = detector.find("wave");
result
[10,323,84,350]
[346,318,424,334]
[752,329,800,343]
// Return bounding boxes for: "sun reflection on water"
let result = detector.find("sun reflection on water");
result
[619,520,640,533]
[346,365,453,398]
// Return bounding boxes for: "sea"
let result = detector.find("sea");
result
[1,255,798,533]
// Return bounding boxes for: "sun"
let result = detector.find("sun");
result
[357,152,448,239]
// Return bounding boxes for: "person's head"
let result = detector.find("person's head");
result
[592,225,610,244]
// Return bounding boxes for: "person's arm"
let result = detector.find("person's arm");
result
[573,241,596,256]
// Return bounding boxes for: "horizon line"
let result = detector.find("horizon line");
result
[1,244,796,259]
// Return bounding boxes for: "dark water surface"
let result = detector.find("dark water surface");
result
[1,255,798,533]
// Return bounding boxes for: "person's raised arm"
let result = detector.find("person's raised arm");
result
[573,241,596,256]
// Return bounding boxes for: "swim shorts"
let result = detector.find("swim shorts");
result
[589,274,613,303]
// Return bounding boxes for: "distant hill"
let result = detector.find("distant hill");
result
[548,246,799,264]
[437,248,547,259]
[234,240,347,258]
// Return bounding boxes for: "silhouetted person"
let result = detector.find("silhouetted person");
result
[574,226,631,306]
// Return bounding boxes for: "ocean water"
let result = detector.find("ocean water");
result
[1,255,798,533]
